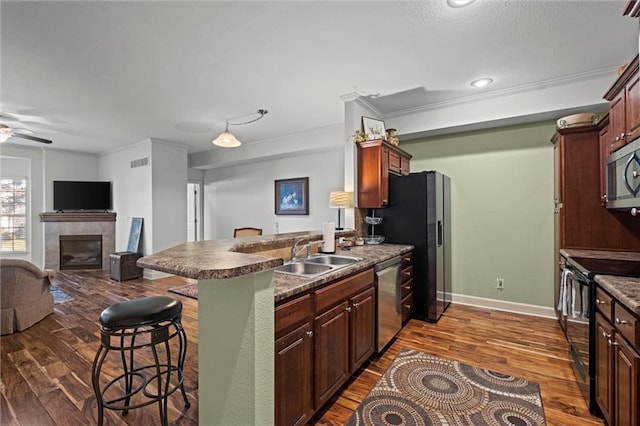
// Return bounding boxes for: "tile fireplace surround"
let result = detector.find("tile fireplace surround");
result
[40,212,116,271]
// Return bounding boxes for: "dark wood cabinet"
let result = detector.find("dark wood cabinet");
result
[594,287,640,426]
[313,268,375,409]
[350,287,375,371]
[275,268,376,425]
[552,126,640,329]
[604,55,640,152]
[400,251,414,323]
[614,336,639,426]
[598,113,611,206]
[314,301,350,408]
[275,295,313,426]
[595,312,615,425]
[275,322,313,426]
[357,140,412,208]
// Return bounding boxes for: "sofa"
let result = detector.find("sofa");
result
[1,259,55,335]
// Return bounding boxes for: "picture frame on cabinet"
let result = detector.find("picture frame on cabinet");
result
[275,177,309,215]
[362,117,386,140]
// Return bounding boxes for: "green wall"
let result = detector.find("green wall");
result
[402,120,557,308]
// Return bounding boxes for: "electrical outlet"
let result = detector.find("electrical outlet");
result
[496,277,505,290]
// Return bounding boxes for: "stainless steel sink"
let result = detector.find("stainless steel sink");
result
[274,254,363,277]
[275,261,333,277]
[305,254,363,266]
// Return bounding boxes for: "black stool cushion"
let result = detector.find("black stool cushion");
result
[100,296,182,328]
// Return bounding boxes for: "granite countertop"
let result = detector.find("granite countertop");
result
[137,229,413,297]
[560,248,640,315]
[137,230,356,279]
[595,275,640,315]
[273,243,413,302]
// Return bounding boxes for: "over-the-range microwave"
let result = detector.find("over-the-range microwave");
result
[607,137,640,210]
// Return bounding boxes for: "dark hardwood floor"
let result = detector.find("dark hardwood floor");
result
[1,270,603,425]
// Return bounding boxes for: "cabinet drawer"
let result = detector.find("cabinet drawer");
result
[388,151,400,173]
[275,294,312,336]
[401,252,413,269]
[314,268,374,313]
[596,287,614,322]
[401,292,413,323]
[614,303,640,349]
[401,279,413,298]
[400,156,410,175]
[401,266,413,283]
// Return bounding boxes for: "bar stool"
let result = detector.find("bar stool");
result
[91,296,190,425]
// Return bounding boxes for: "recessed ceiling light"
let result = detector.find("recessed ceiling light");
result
[447,0,475,8]
[471,78,493,88]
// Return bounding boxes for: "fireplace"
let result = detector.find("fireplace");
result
[59,234,103,270]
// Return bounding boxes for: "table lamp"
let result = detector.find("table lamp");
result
[329,191,353,230]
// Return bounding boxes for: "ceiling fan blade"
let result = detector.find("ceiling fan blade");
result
[14,133,53,144]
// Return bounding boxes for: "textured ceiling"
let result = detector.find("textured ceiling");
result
[0,1,638,154]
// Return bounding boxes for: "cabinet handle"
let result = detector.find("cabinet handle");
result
[620,132,626,139]
[632,208,638,217]
[615,136,620,142]
[382,199,388,206]
[633,171,639,179]
[601,194,608,202]
[611,340,619,347]
[602,330,611,339]
[615,318,628,325]
[596,299,607,305]
[404,304,411,309]
[554,208,559,215]
[306,330,313,338]
[353,302,359,309]
[345,306,352,312]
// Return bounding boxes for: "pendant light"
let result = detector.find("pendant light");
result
[212,109,268,148]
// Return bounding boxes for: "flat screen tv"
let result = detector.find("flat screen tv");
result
[53,181,112,212]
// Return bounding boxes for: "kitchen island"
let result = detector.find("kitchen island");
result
[138,230,413,425]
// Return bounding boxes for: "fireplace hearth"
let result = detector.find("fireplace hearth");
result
[59,234,102,270]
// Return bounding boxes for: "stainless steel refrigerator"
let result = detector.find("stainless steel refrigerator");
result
[377,171,451,322]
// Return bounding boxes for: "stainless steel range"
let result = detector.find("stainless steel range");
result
[560,256,640,414]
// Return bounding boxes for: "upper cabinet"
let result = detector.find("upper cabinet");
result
[603,55,640,153]
[357,140,412,208]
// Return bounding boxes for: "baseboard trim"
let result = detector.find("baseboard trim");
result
[143,269,172,280]
[450,293,556,319]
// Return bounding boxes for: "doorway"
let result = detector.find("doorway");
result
[187,183,201,242]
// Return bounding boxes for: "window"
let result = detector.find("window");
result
[1,178,27,252]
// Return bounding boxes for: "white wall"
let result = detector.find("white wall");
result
[151,141,188,252]
[0,145,101,266]
[99,139,188,263]
[404,121,556,308]
[204,148,344,239]
[99,140,153,254]
[44,149,101,210]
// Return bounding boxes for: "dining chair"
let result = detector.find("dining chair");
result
[233,227,263,237]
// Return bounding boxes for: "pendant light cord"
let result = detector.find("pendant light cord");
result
[227,109,268,127]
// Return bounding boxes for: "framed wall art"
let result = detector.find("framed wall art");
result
[362,117,386,140]
[275,177,309,215]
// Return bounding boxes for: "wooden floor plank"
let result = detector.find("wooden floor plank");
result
[0,270,604,425]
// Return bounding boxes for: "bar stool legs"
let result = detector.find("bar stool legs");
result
[91,296,190,425]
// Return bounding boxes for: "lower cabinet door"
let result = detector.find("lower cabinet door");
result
[350,287,375,372]
[614,335,639,426]
[275,322,313,426]
[595,313,614,425]
[314,301,350,409]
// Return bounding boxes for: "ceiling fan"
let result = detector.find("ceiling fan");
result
[0,123,52,144]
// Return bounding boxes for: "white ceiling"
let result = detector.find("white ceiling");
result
[1,1,638,154]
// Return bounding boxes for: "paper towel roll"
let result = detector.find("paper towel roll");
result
[322,222,336,253]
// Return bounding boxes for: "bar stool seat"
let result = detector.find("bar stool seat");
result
[92,296,190,426]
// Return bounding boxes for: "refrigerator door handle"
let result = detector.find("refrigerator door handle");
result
[437,220,443,247]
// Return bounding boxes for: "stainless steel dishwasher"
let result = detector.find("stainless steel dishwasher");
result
[375,256,402,353]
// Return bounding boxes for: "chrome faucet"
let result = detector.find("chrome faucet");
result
[291,238,307,260]
[291,238,322,260]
